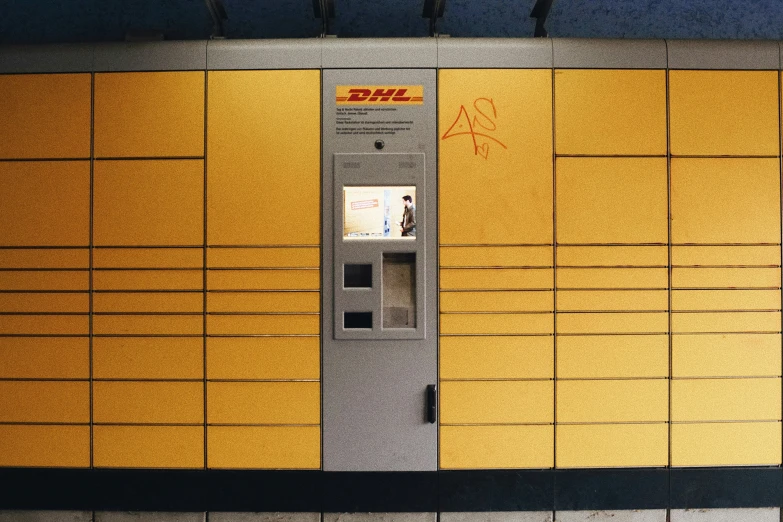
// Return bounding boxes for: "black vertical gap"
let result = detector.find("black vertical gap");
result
[665,41,673,513]
[89,71,96,470]
[551,59,558,477]
[203,68,209,470]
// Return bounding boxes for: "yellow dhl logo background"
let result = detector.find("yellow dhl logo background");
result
[336,85,424,105]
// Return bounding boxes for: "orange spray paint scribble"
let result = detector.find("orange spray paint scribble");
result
[441,98,507,159]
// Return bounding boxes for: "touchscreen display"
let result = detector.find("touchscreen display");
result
[343,186,416,239]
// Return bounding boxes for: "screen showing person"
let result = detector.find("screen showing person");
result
[343,186,416,239]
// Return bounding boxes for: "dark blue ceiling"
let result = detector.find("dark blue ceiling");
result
[2,0,783,44]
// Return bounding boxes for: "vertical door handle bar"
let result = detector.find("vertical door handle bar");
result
[427,384,437,424]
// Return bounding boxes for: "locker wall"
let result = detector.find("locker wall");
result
[2,39,783,474]
[0,69,321,469]
[438,65,783,468]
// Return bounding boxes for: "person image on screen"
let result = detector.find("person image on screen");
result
[400,195,416,237]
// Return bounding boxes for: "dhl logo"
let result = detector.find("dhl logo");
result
[336,85,424,105]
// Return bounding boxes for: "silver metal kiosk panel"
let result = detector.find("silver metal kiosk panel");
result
[322,68,438,471]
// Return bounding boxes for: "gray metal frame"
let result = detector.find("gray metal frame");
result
[2,39,783,73]
[333,152,427,340]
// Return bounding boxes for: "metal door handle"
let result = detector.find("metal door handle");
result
[426,384,437,424]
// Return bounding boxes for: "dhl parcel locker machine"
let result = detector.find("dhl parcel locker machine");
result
[322,67,438,471]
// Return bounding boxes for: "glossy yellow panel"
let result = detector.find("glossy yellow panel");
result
[207,270,319,290]
[93,337,203,380]
[672,246,781,267]
[207,337,319,380]
[94,248,203,269]
[439,69,553,244]
[207,426,320,469]
[557,380,668,423]
[0,337,89,379]
[0,315,88,335]
[672,422,781,466]
[557,268,667,289]
[672,334,781,377]
[94,160,204,246]
[672,311,781,333]
[94,292,203,313]
[0,381,88,423]
[557,158,667,244]
[94,71,204,158]
[440,291,553,313]
[207,382,319,425]
[93,270,202,291]
[207,248,320,268]
[557,312,668,334]
[0,271,88,292]
[672,378,781,421]
[0,249,88,269]
[670,70,778,156]
[672,290,780,311]
[557,290,668,312]
[0,292,89,313]
[208,70,319,246]
[439,247,553,267]
[0,74,91,159]
[671,158,780,244]
[207,314,319,335]
[557,246,668,267]
[93,314,202,336]
[440,336,553,380]
[440,425,553,469]
[94,426,203,468]
[208,292,319,313]
[556,424,668,468]
[0,161,89,246]
[440,269,553,290]
[440,381,553,424]
[440,313,553,335]
[555,69,666,155]
[0,425,90,467]
[557,335,668,379]
[93,382,203,424]
[672,268,780,289]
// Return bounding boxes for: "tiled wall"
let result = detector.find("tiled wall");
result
[438,68,783,468]
[0,70,321,468]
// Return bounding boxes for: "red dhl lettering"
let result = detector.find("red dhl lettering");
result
[344,88,413,103]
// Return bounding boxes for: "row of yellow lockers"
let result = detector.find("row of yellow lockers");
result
[6,311,780,335]
[3,157,782,247]
[0,333,776,380]
[2,70,782,159]
[14,377,778,424]
[0,248,320,268]
[0,337,319,380]
[0,425,319,469]
[441,422,782,468]
[0,381,319,424]
[440,335,781,379]
[3,423,778,469]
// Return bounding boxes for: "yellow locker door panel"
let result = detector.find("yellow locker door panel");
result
[0,74,91,159]
[670,70,779,156]
[555,69,666,156]
[0,161,90,247]
[439,69,553,245]
[94,71,205,158]
[671,158,780,244]
[207,70,320,246]
[556,157,668,244]
[93,160,204,246]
